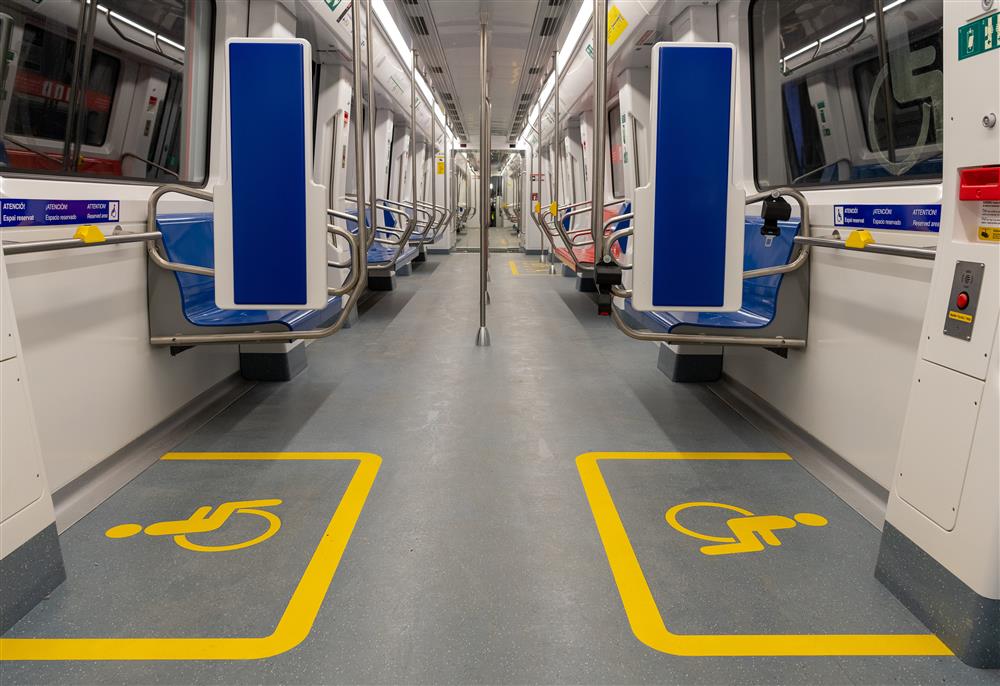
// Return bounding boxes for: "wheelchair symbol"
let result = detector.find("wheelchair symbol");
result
[665,501,827,556]
[105,499,282,553]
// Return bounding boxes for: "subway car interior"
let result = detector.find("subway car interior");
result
[0,0,998,683]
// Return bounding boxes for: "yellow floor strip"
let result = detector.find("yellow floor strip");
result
[508,260,519,276]
[0,452,381,661]
[576,452,952,657]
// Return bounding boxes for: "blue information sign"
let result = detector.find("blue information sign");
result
[0,199,121,228]
[833,204,940,232]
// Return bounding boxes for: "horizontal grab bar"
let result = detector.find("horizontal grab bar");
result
[794,236,935,260]
[2,231,161,256]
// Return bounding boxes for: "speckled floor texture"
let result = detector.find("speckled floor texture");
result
[2,255,997,685]
[453,225,520,251]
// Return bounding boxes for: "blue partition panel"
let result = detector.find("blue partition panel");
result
[228,42,307,305]
[651,45,734,308]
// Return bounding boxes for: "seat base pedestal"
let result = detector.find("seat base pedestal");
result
[368,272,397,291]
[657,342,723,382]
[240,342,307,382]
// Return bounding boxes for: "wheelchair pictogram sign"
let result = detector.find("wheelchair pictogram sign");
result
[105,499,283,553]
[665,501,827,556]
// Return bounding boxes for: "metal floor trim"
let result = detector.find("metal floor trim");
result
[710,373,890,528]
[52,374,256,533]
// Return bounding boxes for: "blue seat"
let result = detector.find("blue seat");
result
[626,216,800,331]
[156,213,342,330]
[343,208,419,268]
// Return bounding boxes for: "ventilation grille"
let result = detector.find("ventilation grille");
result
[505,0,579,143]
[539,17,559,36]
[395,0,469,142]
[408,15,429,35]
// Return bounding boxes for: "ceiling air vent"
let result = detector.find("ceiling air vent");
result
[549,0,565,5]
[539,17,559,36]
[429,66,443,74]
[527,67,541,74]
[408,15,429,36]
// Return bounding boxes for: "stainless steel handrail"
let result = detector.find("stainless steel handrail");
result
[795,236,936,260]
[611,307,806,349]
[121,152,180,179]
[781,15,868,77]
[2,231,161,256]
[609,188,813,348]
[475,23,490,346]
[3,135,63,168]
[106,10,183,66]
[590,0,608,264]
[149,0,371,346]
[742,187,811,279]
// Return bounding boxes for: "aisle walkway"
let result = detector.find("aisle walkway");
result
[453,225,519,251]
[1,256,992,685]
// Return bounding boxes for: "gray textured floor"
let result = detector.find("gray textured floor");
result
[3,255,997,685]
[454,225,519,251]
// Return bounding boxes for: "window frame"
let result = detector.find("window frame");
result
[747,0,943,192]
[0,0,216,189]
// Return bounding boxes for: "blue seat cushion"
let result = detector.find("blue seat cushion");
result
[628,216,800,332]
[345,208,409,265]
[156,213,341,330]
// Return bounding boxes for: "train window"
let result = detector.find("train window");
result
[608,104,625,198]
[751,0,943,188]
[0,0,213,184]
[7,24,121,148]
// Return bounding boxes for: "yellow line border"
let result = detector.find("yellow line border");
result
[0,452,381,661]
[508,259,519,276]
[576,451,951,657]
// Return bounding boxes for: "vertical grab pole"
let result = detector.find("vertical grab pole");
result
[549,50,560,274]
[537,105,545,263]
[366,0,378,249]
[476,22,491,346]
[411,49,418,240]
[431,89,437,243]
[351,0,369,290]
[590,0,608,264]
[444,116,450,243]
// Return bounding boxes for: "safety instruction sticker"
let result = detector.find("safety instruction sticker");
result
[608,5,628,46]
[436,154,445,175]
[980,201,1000,242]
[958,12,998,60]
[833,204,940,232]
[0,198,120,228]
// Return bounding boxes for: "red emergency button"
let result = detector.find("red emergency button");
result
[956,291,970,310]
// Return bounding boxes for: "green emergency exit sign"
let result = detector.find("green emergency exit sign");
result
[958,12,998,60]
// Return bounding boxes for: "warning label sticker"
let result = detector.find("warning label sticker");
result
[608,5,628,46]
[979,201,1000,242]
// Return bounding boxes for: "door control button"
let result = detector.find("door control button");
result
[956,291,970,310]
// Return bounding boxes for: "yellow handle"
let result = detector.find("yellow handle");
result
[73,225,106,244]
[550,201,558,216]
[534,201,541,214]
[844,229,875,249]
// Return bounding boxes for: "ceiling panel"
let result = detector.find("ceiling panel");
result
[389,0,581,144]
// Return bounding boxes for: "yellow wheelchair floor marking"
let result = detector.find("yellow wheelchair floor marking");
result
[509,259,519,275]
[106,499,284,553]
[576,452,952,657]
[664,502,829,556]
[0,452,380,661]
